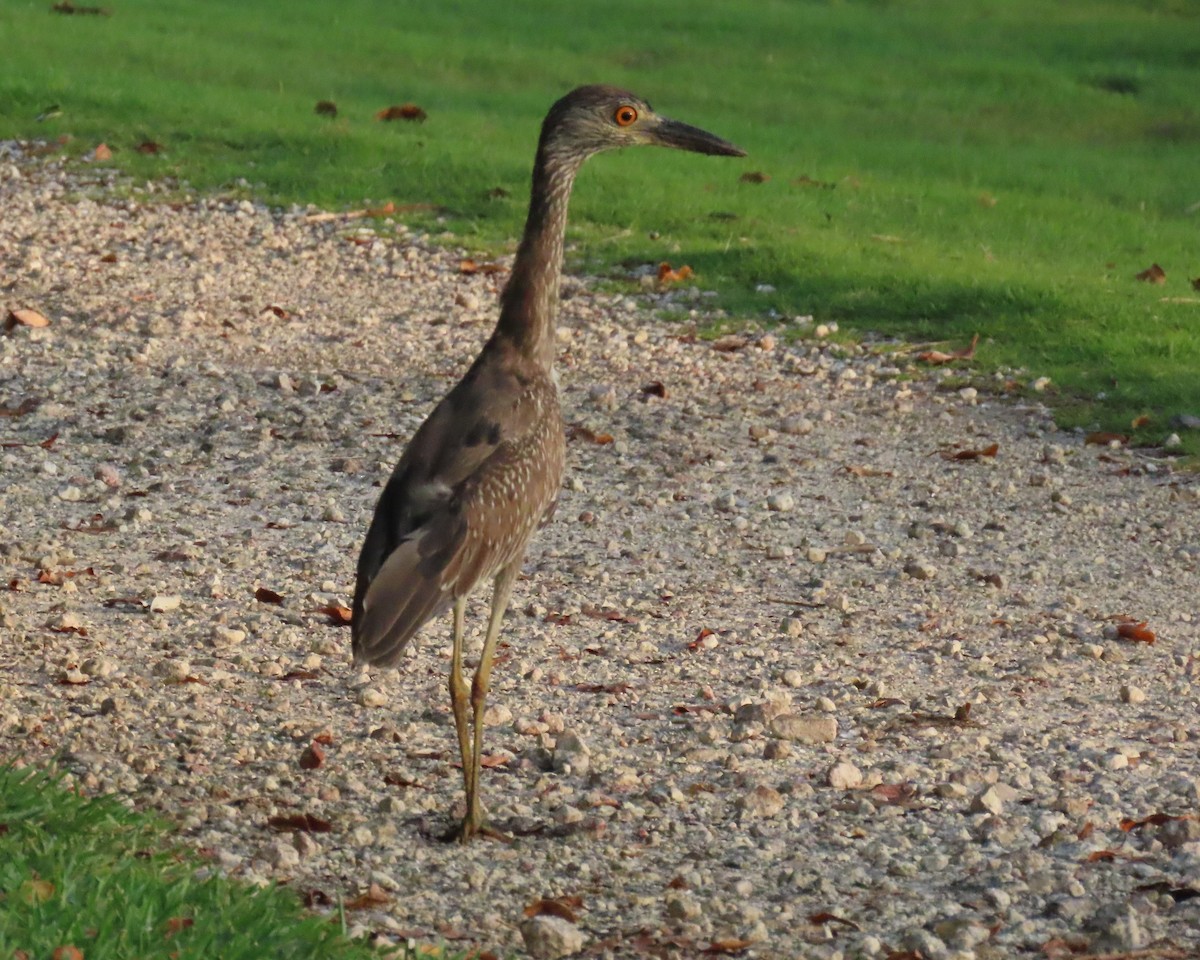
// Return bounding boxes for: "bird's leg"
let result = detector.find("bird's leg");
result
[461,560,521,839]
[447,596,474,807]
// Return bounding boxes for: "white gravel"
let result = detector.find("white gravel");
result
[2,143,1200,959]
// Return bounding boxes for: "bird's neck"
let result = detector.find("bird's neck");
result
[494,145,582,369]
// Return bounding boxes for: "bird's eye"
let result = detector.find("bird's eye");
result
[614,105,638,127]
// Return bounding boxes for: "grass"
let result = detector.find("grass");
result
[1,0,1199,449]
[0,764,401,960]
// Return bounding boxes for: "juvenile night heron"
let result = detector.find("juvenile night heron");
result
[352,85,744,841]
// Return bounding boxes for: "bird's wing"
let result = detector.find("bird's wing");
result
[351,350,557,665]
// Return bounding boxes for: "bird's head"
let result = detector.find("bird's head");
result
[539,84,746,163]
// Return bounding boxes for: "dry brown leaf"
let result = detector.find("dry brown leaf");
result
[641,381,667,399]
[20,878,55,904]
[1135,263,1166,284]
[316,603,352,626]
[458,258,506,275]
[687,627,717,651]
[314,100,338,117]
[870,782,917,805]
[376,103,427,122]
[260,304,293,320]
[711,335,748,352]
[657,262,694,284]
[0,397,40,417]
[808,912,860,930]
[942,442,999,461]
[254,586,284,604]
[267,812,334,833]
[1116,621,1156,644]
[343,883,391,910]
[703,939,754,955]
[1120,812,1192,832]
[5,308,51,329]
[917,333,979,364]
[1084,431,1128,446]
[135,140,164,155]
[479,753,511,768]
[666,875,689,890]
[566,424,613,445]
[93,143,112,161]
[163,917,194,939]
[298,741,326,770]
[523,894,584,923]
[1131,414,1151,429]
[739,171,769,184]
[51,948,83,960]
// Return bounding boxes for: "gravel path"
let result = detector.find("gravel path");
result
[2,145,1199,960]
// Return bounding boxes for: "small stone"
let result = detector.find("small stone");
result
[738,784,785,818]
[904,559,937,581]
[276,372,294,392]
[292,832,321,859]
[827,760,863,789]
[970,785,1005,815]
[780,416,815,436]
[763,740,792,760]
[359,687,388,708]
[153,658,191,681]
[259,839,300,871]
[770,713,837,743]
[1032,376,1051,392]
[94,463,121,487]
[553,729,591,776]
[806,546,827,563]
[767,491,794,512]
[59,665,89,685]
[210,625,246,647]
[781,668,804,688]
[149,594,181,613]
[1120,684,1146,705]
[666,891,703,920]
[779,617,804,638]
[99,696,121,715]
[520,915,586,959]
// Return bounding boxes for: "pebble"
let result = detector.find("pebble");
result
[827,761,863,789]
[359,687,388,708]
[520,916,586,959]
[767,491,794,512]
[903,559,937,581]
[149,594,181,613]
[970,785,1006,816]
[769,714,837,743]
[1120,684,1145,705]
[738,785,785,818]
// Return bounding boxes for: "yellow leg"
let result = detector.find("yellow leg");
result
[447,596,473,807]
[461,561,521,839]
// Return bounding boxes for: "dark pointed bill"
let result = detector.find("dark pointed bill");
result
[651,117,746,157]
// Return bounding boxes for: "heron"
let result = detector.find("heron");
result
[351,84,744,841]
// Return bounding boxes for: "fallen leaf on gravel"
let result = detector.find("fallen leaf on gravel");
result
[808,912,860,931]
[703,939,754,955]
[941,442,999,461]
[1120,813,1193,832]
[711,335,748,352]
[657,262,694,284]
[316,603,352,626]
[739,171,769,183]
[376,103,427,122]
[260,304,293,320]
[523,894,584,922]
[667,875,689,889]
[458,258,505,275]
[254,586,284,604]
[687,627,717,651]
[641,381,667,399]
[870,783,917,805]
[163,917,193,938]
[1116,621,1156,644]
[5,308,50,329]
[298,742,326,769]
[0,397,40,416]
[1135,880,1200,903]
[479,753,511,768]
[313,730,334,745]
[343,883,391,909]
[314,100,338,117]
[383,771,422,788]
[1134,263,1166,284]
[101,596,147,609]
[917,333,978,364]
[869,697,906,709]
[579,605,636,624]
[566,424,613,445]
[267,812,333,833]
[1085,431,1128,445]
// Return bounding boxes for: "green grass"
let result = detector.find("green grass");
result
[0,764,393,960]
[1,0,1198,448]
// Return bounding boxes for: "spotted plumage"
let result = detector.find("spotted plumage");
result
[350,84,744,841]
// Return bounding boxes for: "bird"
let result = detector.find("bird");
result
[351,84,745,842]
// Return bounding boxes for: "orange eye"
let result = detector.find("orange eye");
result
[614,105,638,127]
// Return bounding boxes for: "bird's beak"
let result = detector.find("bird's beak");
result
[649,117,746,157]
